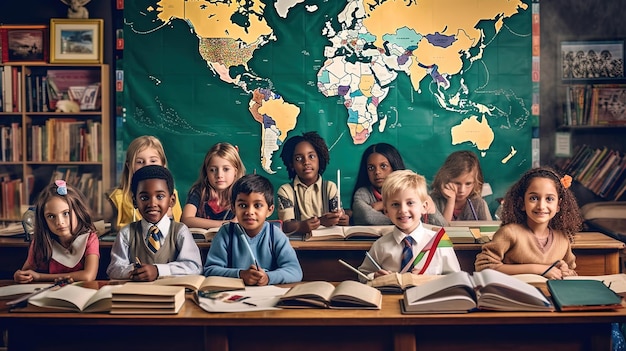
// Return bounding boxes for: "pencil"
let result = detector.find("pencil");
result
[338,259,371,281]
[541,260,560,277]
[365,251,383,271]
[237,223,260,270]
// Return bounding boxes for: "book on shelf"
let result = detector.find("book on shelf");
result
[367,272,443,293]
[151,275,244,293]
[23,284,119,313]
[306,225,394,241]
[276,280,382,309]
[400,269,553,314]
[547,279,623,311]
[46,69,101,110]
[110,283,185,314]
[590,85,626,125]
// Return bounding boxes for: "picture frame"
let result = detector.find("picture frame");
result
[561,40,625,82]
[0,25,48,64]
[50,18,103,64]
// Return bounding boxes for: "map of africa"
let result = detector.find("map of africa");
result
[122,0,533,208]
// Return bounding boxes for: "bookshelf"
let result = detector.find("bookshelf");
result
[0,63,110,220]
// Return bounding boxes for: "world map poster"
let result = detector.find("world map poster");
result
[121,0,536,212]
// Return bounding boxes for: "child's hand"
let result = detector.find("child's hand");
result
[130,264,159,281]
[371,200,384,212]
[442,182,457,200]
[320,211,341,227]
[240,265,266,285]
[557,262,576,278]
[373,269,391,278]
[302,216,321,232]
[14,269,35,284]
[334,209,350,226]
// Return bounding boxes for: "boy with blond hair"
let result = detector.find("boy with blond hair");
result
[358,170,461,281]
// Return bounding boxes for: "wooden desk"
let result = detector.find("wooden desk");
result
[0,232,622,281]
[2,292,626,351]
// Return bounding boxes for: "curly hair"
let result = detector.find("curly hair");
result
[500,167,582,242]
[32,181,95,270]
[279,131,330,180]
[431,150,485,198]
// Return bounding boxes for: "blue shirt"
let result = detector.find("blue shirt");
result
[203,222,303,285]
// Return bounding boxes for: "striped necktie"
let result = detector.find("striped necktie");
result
[401,236,415,270]
[147,225,161,253]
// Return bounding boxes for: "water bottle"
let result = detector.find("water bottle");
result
[21,206,36,242]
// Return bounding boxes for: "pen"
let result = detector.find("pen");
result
[541,260,560,277]
[243,301,257,307]
[134,257,142,269]
[365,251,383,271]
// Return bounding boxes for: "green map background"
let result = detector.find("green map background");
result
[121,0,533,215]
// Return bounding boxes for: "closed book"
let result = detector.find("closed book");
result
[547,279,623,311]
[111,283,185,314]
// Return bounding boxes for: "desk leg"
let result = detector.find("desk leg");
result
[204,327,229,351]
[394,327,416,351]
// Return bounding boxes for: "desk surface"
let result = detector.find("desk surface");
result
[1,282,625,351]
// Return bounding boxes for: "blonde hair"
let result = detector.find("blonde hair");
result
[190,142,246,216]
[382,170,429,204]
[119,136,168,201]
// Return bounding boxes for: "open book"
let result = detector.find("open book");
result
[25,284,119,313]
[111,283,185,314]
[277,280,382,309]
[307,225,394,241]
[152,275,245,293]
[401,269,553,314]
[368,273,443,293]
[189,227,219,242]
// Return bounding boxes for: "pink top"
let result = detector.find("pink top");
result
[25,232,100,274]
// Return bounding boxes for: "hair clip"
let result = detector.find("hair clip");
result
[55,180,68,195]
[560,175,572,189]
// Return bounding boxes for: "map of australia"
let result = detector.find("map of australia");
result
[123,0,533,204]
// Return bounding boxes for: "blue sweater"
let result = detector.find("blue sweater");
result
[203,222,303,284]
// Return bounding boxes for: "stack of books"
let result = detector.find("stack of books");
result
[111,283,185,314]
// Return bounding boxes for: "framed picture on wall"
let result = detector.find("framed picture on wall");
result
[561,40,625,81]
[0,25,48,63]
[50,18,103,64]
